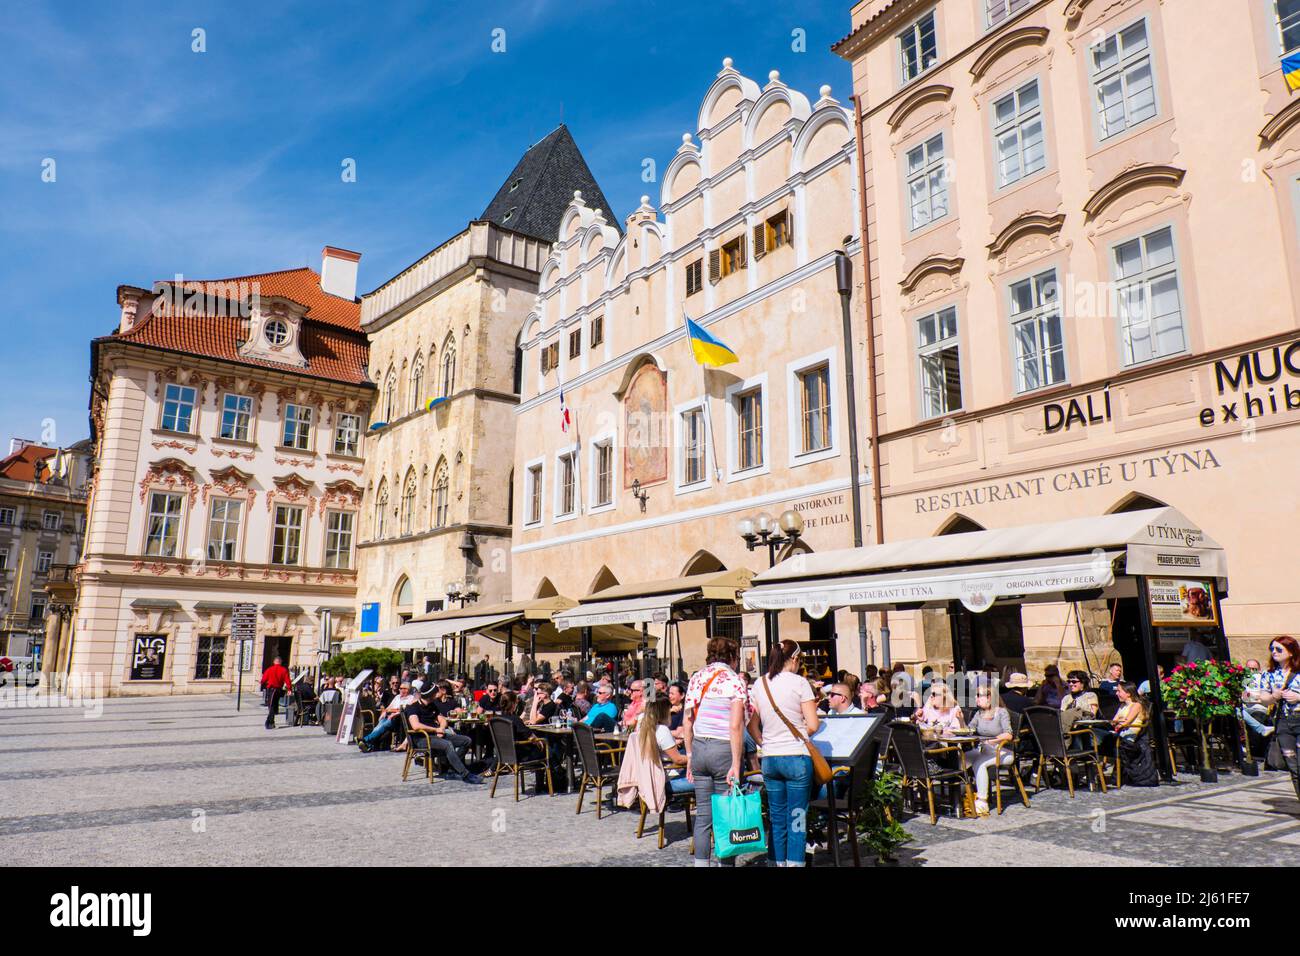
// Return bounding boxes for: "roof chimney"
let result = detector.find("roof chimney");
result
[321,246,361,300]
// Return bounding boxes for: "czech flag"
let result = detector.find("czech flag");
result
[1285,52,1300,92]
[685,315,738,367]
[559,386,571,434]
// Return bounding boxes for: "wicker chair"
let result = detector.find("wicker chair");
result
[572,721,622,818]
[987,736,1031,814]
[1023,706,1107,797]
[400,712,435,783]
[889,721,974,825]
[487,717,553,801]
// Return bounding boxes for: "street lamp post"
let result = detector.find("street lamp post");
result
[738,509,805,660]
[445,580,480,678]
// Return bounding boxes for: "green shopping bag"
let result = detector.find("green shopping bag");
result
[711,782,767,859]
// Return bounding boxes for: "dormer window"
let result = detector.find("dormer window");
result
[265,320,289,346]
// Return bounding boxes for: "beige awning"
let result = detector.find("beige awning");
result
[412,595,645,652]
[552,568,754,631]
[340,617,480,651]
[743,507,1226,616]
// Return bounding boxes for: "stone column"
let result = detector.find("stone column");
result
[42,607,67,677]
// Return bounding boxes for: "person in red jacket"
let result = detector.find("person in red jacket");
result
[260,656,292,730]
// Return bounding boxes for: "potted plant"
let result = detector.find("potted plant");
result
[855,771,913,864]
[1160,659,1248,782]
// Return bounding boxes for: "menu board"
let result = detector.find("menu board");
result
[1147,578,1218,627]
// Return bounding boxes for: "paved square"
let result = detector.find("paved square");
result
[2,691,1296,867]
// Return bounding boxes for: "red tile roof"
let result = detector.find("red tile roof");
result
[169,267,361,332]
[0,444,56,483]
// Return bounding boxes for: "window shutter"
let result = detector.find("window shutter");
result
[752,223,766,260]
[784,210,793,246]
[709,249,721,284]
[736,233,748,269]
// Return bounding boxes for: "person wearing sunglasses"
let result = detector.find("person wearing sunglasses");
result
[1060,670,1099,748]
[824,683,862,715]
[1258,636,1300,801]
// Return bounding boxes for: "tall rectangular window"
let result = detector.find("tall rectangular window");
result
[590,315,604,349]
[145,491,184,557]
[993,79,1045,188]
[161,384,197,433]
[271,505,304,566]
[282,404,312,450]
[30,595,47,621]
[917,307,962,418]
[1280,0,1300,54]
[194,636,226,680]
[899,10,938,83]
[527,465,543,524]
[569,328,582,360]
[557,453,576,517]
[36,550,54,573]
[1010,270,1066,393]
[986,0,1033,28]
[220,394,252,441]
[42,510,61,530]
[736,388,764,471]
[685,259,703,296]
[0,507,13,525]
[333,413,361,456]
[682,407,706,485]
[1113,226,1185,366]
[907,134,949,231]
[798,364,832,454]
[0,547,8,570]
[594,442,613,506]
[206,498,242,562]
[325,511,354,569]
[1091,20,1157,140]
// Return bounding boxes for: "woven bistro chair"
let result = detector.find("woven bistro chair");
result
[1024,706,1107,797]
[572,721,622,818]
[487,717,554,801]
[400,712,435,783]
[888,721,974,825]
[988,734,1032,814]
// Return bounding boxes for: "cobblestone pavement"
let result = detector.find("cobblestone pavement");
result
[2,691,1296,866]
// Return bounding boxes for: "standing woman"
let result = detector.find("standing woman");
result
[748,639,820,867]
[682,637,748,867]
[1259,635,1300,800]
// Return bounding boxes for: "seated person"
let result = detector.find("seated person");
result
[475,682,503,714]
[620,680,646,730]
[318,678,342,704]
[1239,659,1275,741]
[667,681,687,738]
[999,673,1033,715]
[496,690,550,764]
[571,682,594,718]
[582,684,619,732]
[402,686,483,784]
[1096,662,1124,700]
[358,680,415,752]
[913,683,966,733]
[825,683,862,715]
[858,678,892,715]
[639,697,691,795]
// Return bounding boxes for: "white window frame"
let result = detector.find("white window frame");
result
[36,550,54,574]
[0,507,13,525]
[206,497,243,562]
[985,0,1034,31]
[588,433,618,514]
[725,373,770,483]
[30,595,47,622]
[333,412,361,457]
[42,510,61,530]
[898,8,939,85]
[523,456,545,527]
[1110,224,1187,368]
[160,383,197,434]
[786,348,840,467]
[674,397,712,495]
[916,305,963,420]
[144,490,185,558]
[906,133,949,232]
[1089,17,1159,143]
[1277,0,1300,55]
[1008,268,1067,394]
[282,403,313,451]
[0,547,8,570]
[553,444,580,522]
[219,393,253,442]
[992,78,1046,189]
[271,504,305,567]
[324,509,355,569]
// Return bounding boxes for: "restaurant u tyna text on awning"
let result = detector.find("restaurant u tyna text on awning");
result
[742,507,1230,780]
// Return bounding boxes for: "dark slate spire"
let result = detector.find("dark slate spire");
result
[480,124,620,242]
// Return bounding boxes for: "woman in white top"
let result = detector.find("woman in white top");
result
[748,639,820,867]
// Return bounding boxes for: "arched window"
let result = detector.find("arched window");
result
[432,461,449,529]
[400,469,417,536]
[441,340,456,398]
[383,368,398,422]
[409,353,425,411]
[512,329,523,394]
[374,478,389,538]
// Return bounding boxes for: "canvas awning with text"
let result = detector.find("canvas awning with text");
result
[742,507,1226,617]
[552,568,754,631]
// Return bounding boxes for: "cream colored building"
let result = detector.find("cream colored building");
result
[73,251,373,695]
[511,61,868,678]
[831,0,1300,673]
[353,126,614,674]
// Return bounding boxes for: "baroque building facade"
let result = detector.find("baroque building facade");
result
[74,250,373,695]
[511,61,867,676]
[834,0,1300,672]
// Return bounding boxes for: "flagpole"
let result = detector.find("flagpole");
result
[701,363,722,482]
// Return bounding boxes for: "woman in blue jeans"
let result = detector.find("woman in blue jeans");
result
[749,639,820,867]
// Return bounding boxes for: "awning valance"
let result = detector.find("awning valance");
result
[554,591,697,630]
[340,618,465,651]
[743,507,1226,616]
[552,568,754,631]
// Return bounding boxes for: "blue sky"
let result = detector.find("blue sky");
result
[0,0,852,448]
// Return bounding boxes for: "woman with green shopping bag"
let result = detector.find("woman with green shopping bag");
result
[683,637,748,867]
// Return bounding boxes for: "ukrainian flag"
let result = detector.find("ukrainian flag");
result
[1285,52,1300,92]
[685,316,738,367]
